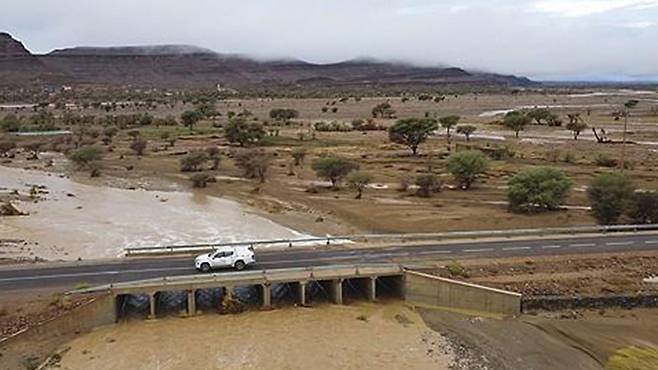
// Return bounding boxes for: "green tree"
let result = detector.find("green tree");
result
[234,149,271,183]
[206,146,221,170]
[291,148,307,166]
[507,167,572,212]
[311,156,359,188]
[181,110,203,130]
[415,174,440,197]
[447,150,489,190]
[346,171,373,199]
[180,151,209,172]
[129,138,147,156]
[69,145,103,177]
[269,108,299,123]
[195,100,217,118]
[587,173,635,225]
[371,102,396,118]
[456,125,477,141]
[566,120,588,140]
[388,118,438,156]
[438,115,460,144]
[627,191,658,224]
[68,146,103,168]
[225,118,266,146]
[189,173,215,188]
[1,115,21,132]
[527,108,552,125]
[503,111,531,138]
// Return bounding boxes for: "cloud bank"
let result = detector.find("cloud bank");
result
[2,0,657,81]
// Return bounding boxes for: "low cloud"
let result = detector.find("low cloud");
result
[1,0,657,81]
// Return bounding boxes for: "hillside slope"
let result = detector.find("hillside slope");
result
[0,32,534,89]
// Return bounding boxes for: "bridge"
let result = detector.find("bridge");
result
[74,264,406,320]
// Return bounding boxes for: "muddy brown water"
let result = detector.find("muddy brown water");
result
[0,166,310,261]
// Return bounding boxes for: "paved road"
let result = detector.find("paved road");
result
[1,233,657,293]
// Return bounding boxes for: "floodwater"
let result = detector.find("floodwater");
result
[478,103,613,117]
[0,166,310,260]
[48,303,453,370]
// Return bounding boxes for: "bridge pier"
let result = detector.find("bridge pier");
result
[298,281,308,306]
[147,292,157,320]
[187,289,196,316]
[368,277,377,301]
[261,284,272,309]
[332,279,343,305]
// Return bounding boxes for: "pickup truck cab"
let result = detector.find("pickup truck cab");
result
[195,246,255,272]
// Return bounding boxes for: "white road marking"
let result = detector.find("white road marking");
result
[502,246,531,251]
[0,267,192,283]
[606,241,632,246]
[417,250,453,255]
[541,245,561,249]
[463,248,494,253]
[569,243,595,248]
[644,240,658,244]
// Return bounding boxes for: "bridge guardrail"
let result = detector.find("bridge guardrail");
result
[123,223,658,257]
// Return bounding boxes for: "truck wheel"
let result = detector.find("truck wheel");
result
[234,260,245,271]
[200,263,211,273]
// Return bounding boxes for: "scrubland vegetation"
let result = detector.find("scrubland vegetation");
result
[1,86,658,233]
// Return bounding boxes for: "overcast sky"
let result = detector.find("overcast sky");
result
[3,0,658,81]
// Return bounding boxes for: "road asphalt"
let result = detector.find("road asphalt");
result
[1,232,657,293]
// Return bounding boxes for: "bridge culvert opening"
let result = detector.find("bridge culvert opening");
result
[343,278,371,303]
[194,288,223,313]
[271,282,301,306]
[309,280,335,305]
[376,276,403,300]
[116,294,149,320]
[155,290,188,317]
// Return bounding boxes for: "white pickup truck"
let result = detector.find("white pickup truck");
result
[194,246,256,272]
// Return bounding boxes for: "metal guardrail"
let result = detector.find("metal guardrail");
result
[123,224,658,257]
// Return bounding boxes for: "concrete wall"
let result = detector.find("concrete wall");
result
[404,270,521,317]
[0,294,116,369]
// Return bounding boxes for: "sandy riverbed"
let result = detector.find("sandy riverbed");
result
[45,303,453,370]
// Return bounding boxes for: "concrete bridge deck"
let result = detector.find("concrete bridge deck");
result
[73,264,406,320]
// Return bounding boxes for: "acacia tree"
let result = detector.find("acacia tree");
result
[181,110,203,130]
[346,171,373,199]
[180,151,209,172]
[68,145,103,177]
[415,174,440,197]
[269,108,299,124]
[439,115,460,144]
[206,146,221,170]
[388,118,438,156]
[446,150,489,190]
[291,148,307,166]
[456,125,477,141]
[225,118,266,146]
[129,138,147,156]
[507,167,573,212]
[311,156,359,188]
[234,149,271,183]
[587,173,635,225]
[527,108,552,125]
[627,191,658,224]
[503,111,531,138]
[566,120,588,140]
[371,102,396,118]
